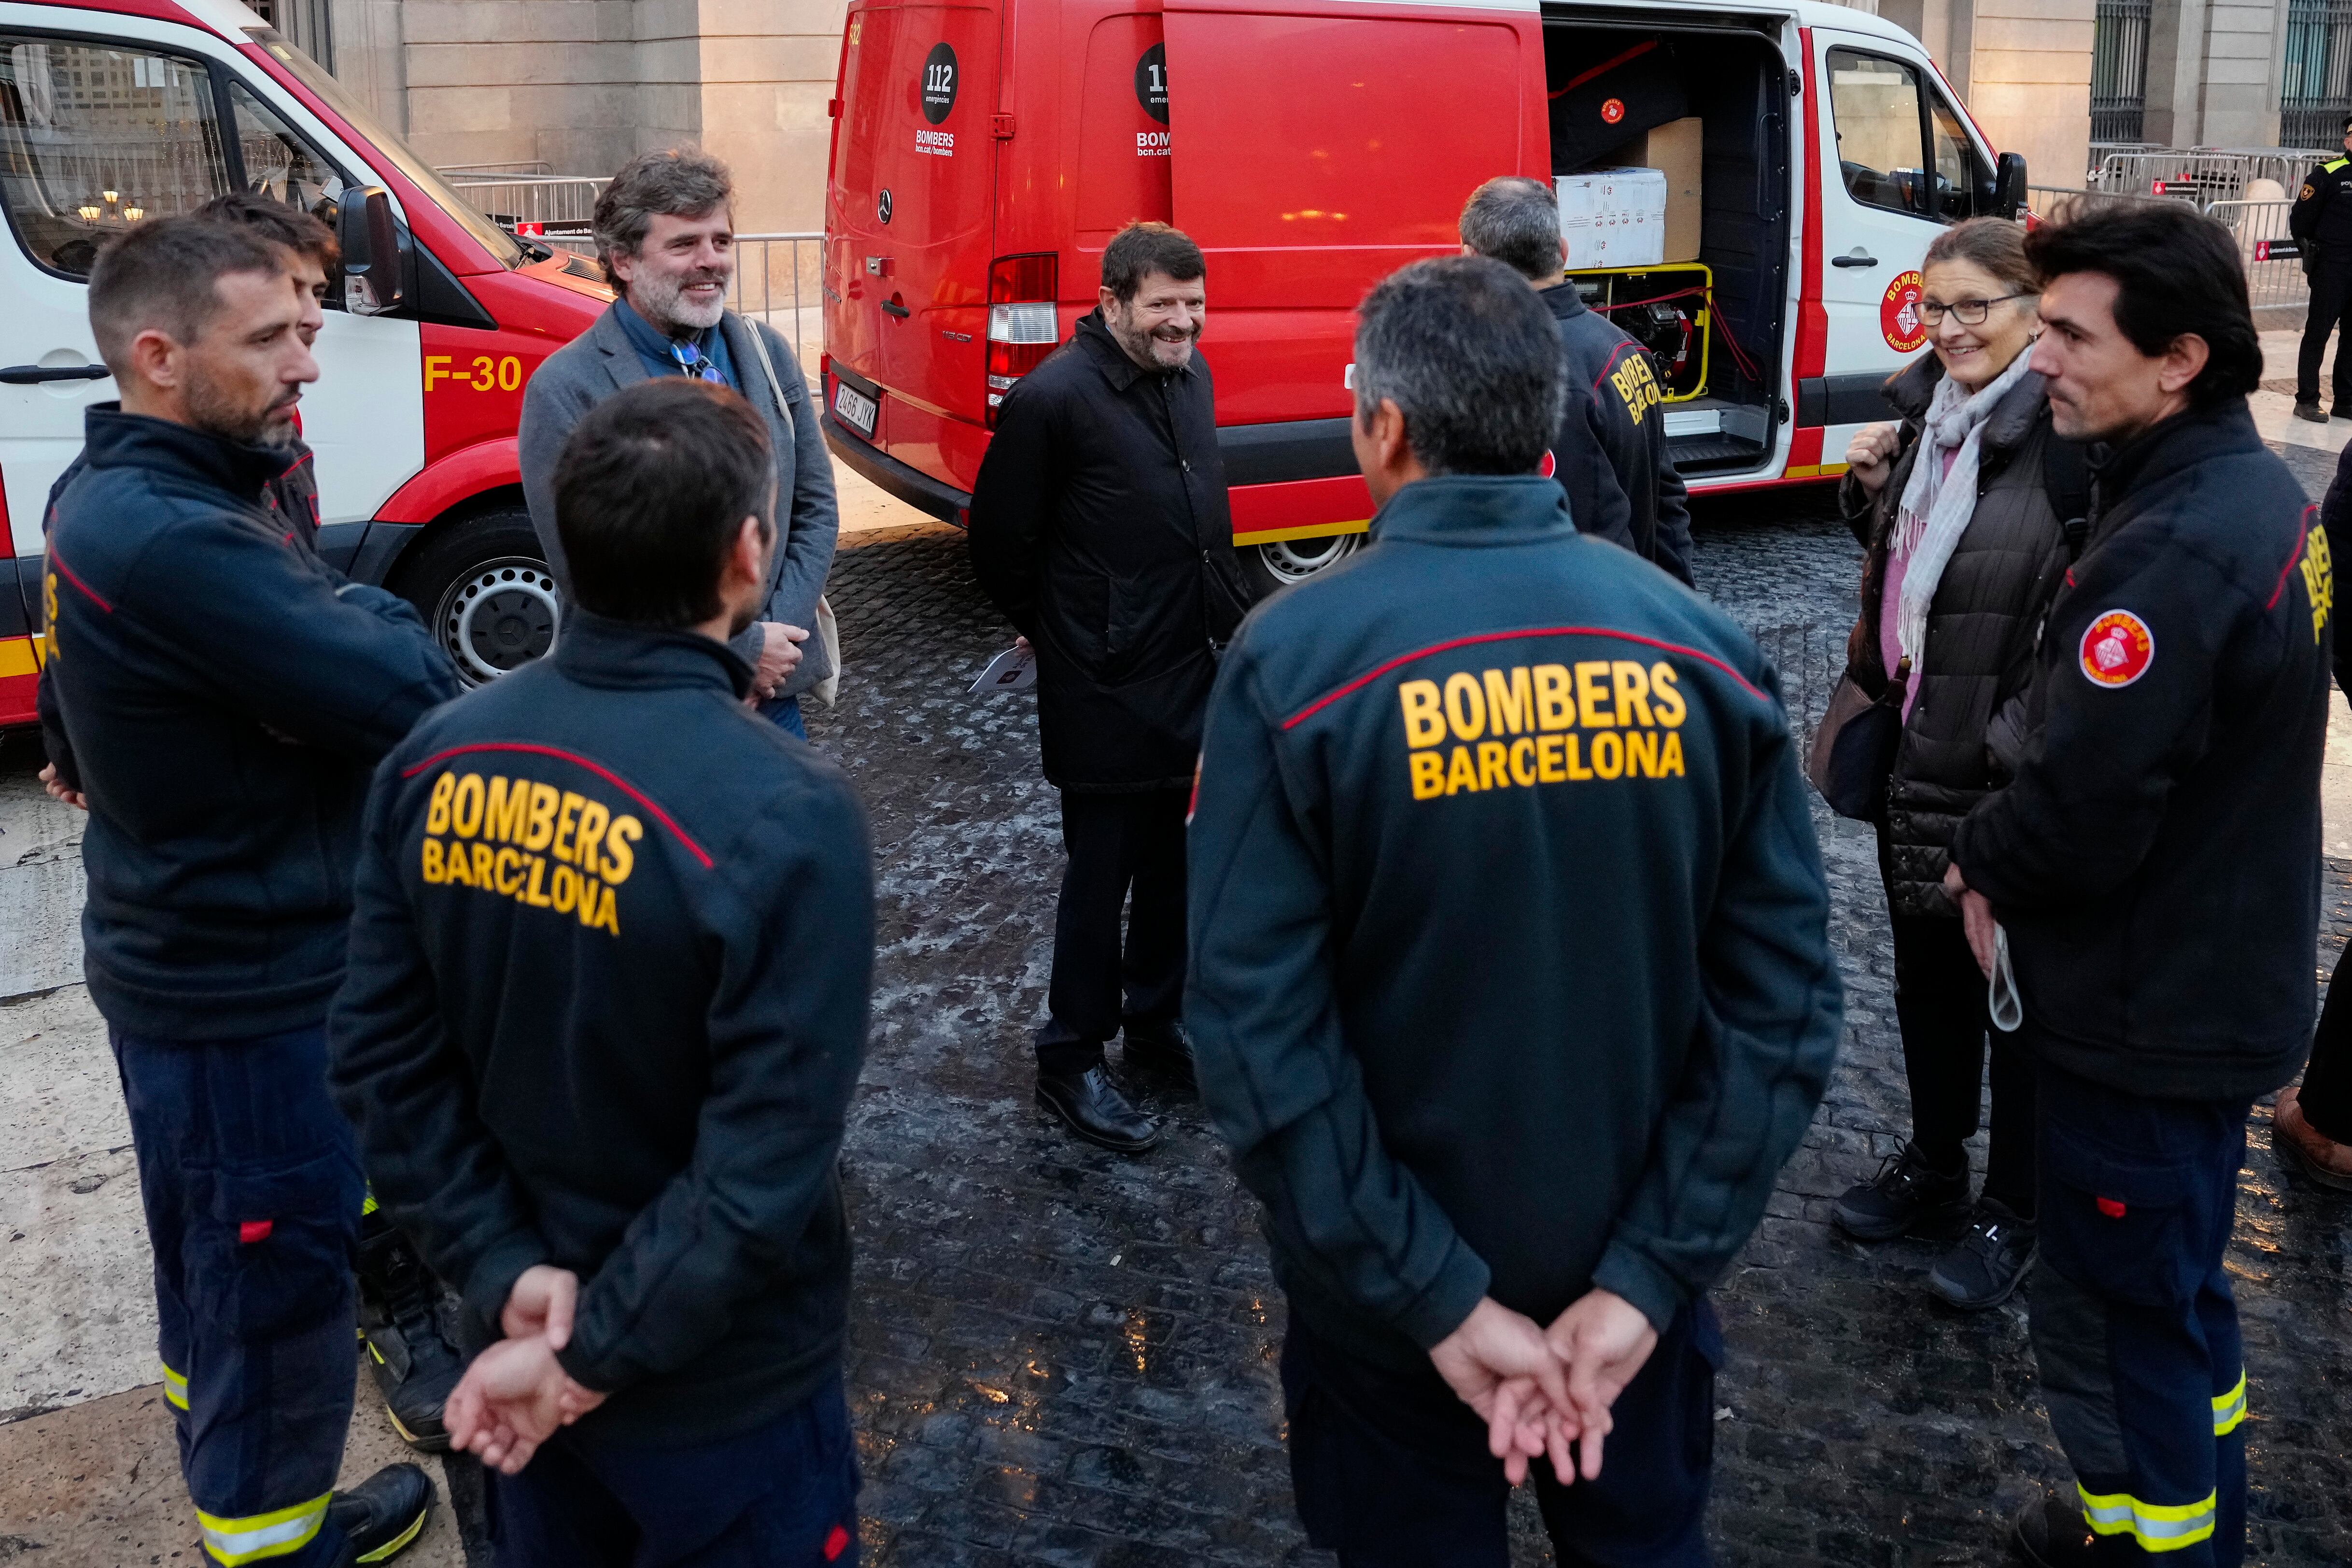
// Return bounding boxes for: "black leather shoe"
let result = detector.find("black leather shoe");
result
[2011,1487,2098,1568]
[1122,1020,1196,1087]
[1037,1067,1162,1153]
[1926,1199,2036,1310]
[2296,400,2328,423]
[357,1217,463,1451]
[1831,1143,1970,1241]
[326,1462,434,1564]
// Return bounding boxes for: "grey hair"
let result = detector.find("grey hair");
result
[592,148,733,286]
[1353,256,1563,476]
[1458,177,1562,283]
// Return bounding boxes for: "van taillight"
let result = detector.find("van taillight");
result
[986,253,1058,426]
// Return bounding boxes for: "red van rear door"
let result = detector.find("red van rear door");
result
[1159,0,1537,426]
[827,0,1002,437]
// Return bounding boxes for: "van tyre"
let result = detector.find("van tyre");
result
[1244,533,1362,599]
[391,507,562,686]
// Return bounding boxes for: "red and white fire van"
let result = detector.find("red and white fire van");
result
[0,0,614,726]
[818,0,2027,595]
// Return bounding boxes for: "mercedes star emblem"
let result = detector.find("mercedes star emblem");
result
[877,189,894,224]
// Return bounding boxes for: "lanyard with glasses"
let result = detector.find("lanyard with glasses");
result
[1917,294,2032,326]
[670,339,727,383]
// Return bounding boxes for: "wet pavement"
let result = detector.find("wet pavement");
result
[4,463,2350,1567]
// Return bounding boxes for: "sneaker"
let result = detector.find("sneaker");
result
[2274,1085,2352,1191]
[2011,1487,2098,1568]
[356,1219,464,1452]
[1831,1144,1970,1241]
[1926,1198,2036,1309]
[326,1462,434,1564]
[2296,400,2328,423]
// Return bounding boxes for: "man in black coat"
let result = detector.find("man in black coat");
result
[968,223,1254,1152]
[1459,177,1695,585]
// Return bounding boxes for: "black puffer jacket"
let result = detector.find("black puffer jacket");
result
[967,311,1254,791]
[1836,356,2071,917]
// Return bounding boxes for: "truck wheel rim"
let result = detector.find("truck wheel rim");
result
[1257,533,1360,585]
[438,557,561,683]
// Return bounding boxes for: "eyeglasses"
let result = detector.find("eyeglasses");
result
[670,340,726,383]
[1918,293,2034,326]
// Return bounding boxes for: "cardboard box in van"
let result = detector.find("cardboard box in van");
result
[1555,167,1667,268]
[1612,117,1704,263]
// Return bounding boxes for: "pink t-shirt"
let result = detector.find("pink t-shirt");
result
[1880,445,1958,723]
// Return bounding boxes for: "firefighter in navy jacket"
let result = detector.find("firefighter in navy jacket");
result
[1459,177,1696,584]
[330,380,874,1563]
[1187,257,1839,1565]
[1947,206,2327,1568]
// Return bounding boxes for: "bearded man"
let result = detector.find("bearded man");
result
[520,148,837,736]
[967,222,1256,1152]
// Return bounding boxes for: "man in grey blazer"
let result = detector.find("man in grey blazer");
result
[520,149,838,735]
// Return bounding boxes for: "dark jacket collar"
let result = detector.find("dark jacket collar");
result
[1369,473,1578,546]
[1074,309,1196,393]
[2087,397,2262,514]
[1536,281,1590,322]
[1882,353,2049,453]
[80,404,293,499]
[553,609,755,700]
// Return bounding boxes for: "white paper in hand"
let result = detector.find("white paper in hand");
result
[970,644,1036,694]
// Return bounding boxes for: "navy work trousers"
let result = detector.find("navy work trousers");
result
[1281,1302,1721,1567]
[487,1375,860,1567]
[2029,1057,2250,1566]
[113,1023,365,1568]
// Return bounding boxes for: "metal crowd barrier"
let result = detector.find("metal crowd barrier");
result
[2091,148,2335,204]
[731,233,826,390]
[438,173,607,236]
[2029,184,2310,313]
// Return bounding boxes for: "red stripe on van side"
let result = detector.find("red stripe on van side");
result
[1794,29,1828,385]
[1553,40,1657,98]
[400,742,714,869]
[1281,626,1768,731]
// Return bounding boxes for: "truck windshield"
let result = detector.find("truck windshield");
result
[244,28,524,269]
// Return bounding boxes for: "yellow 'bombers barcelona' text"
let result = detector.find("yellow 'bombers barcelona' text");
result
[417,771,641,936]
[1399,660,1686,800]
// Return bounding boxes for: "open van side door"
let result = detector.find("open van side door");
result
[1805,26,1994,431]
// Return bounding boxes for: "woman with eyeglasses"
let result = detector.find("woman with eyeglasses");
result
[1827,216,2079,1311]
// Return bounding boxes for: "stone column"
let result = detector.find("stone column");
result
[1966,0,2095,184]
[325,0,410,134]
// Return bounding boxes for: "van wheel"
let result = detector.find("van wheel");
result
[391,508,562,687]
[1246,532,1363,597]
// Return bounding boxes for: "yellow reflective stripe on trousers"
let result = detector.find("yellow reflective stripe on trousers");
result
[196,1493,331,1566]
[2212,1371,2248,1435]
[160,1361,189,1412]
[2078,1484,2218,1552]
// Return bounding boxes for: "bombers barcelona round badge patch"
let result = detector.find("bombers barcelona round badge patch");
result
[2080,609,2155,688]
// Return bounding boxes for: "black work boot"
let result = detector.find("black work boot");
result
[1926,1198,2036,1310]
[1122,1019,1196,1087]
[2296,399,2328,423]
[1037,1066,1162,1153]
[2011,1486,2098,1568]
[356,1213,464,1452]
[1831,1143,1970,1241]
[326,1462,435,1564]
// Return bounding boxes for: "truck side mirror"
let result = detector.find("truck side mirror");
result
[338,185,408,316]
[1992,152,2029,221]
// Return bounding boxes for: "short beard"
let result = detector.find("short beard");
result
[632,265,729,335]
[182,365,290,447]
[1105,308,1199,372]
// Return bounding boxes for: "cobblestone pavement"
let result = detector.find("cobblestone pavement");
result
[806,477,2352,1568]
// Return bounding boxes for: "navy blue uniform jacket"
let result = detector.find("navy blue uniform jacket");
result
[1540,282,1695,586]
[1186,474,1841,1368]
[42,408,459,1039]
[330,614,874,1443]
[1952,400,2330,1100]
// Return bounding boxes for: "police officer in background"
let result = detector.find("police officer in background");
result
[1944,203,2327,1568]
[2287,114,2352,422]
[1186,255,1842,1565]
[331,378,873,1565]
[1459,176,1695,585]
[968,222,1254,1153]
[43,216,453,1565]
